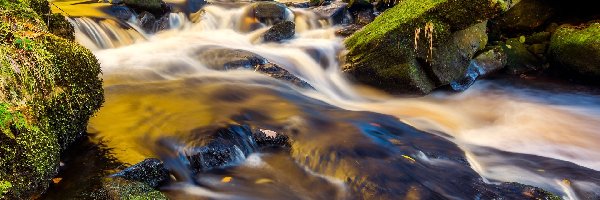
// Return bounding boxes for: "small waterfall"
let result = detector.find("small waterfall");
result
[69,17,147,50]
[70,4,330,49]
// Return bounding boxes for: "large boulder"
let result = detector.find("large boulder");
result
[0,0,103,198]
[549,22,600,81]
[344,0,507,94]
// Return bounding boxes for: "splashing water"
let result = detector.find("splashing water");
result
[60,2,600,199]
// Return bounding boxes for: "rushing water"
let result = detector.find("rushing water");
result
[51,1,600,199]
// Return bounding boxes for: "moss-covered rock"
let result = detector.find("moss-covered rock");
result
[0,0,103,198]
[549,22,600,81]
[99,177,168,200]
[344,0,506,94]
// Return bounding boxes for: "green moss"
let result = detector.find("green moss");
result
[0,180,11,198]
[549,23,600,79]
[344,0,504,93]
[0,0,104,198]
[0,102,59,198]
[101,178,168,200]
[47,13,75,40]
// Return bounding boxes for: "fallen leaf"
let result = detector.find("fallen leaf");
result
[52,178,62,184]
[402,155,416,162]
[221,176,232,183]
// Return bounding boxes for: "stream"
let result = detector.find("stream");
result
[46,1,600,199]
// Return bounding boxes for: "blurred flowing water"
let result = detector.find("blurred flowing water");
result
[52,1,600,199]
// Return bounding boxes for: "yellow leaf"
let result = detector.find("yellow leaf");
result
[402,155,416,162]
[221,176,232,183]
[52,177,63,184]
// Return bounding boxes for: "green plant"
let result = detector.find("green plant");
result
[0,180,12,198]
[13,37,33,50]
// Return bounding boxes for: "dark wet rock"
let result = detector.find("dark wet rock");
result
[549,22,600,82]
[472,46,508,77]
[263,21,295,42]
[137,11,170,33]
[193,47,313,88]
[335,24,362,37]
[182,125,290,172]
[344,0,507,94]
[501,37,545,75]
[489,0,555,37]
[109,5,135,21]
[310,1,352,25]
[450,64,479,91]
[111,158,170,188]
[241,2,294,32]
[449,46,507,91]
[138,11,157,32]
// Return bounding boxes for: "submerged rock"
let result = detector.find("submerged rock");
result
[263,21,295,42]
[163,124,290,173]
[111,158,170,188]
[549,22,600,82]
[0,0,103,198]
[193,47,313,88]
[343,0,508,94]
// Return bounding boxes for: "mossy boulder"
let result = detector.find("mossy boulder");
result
[549,22,600,81]
[344,0,507,94]
[489,0,555,37]
[0,0,104,198]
